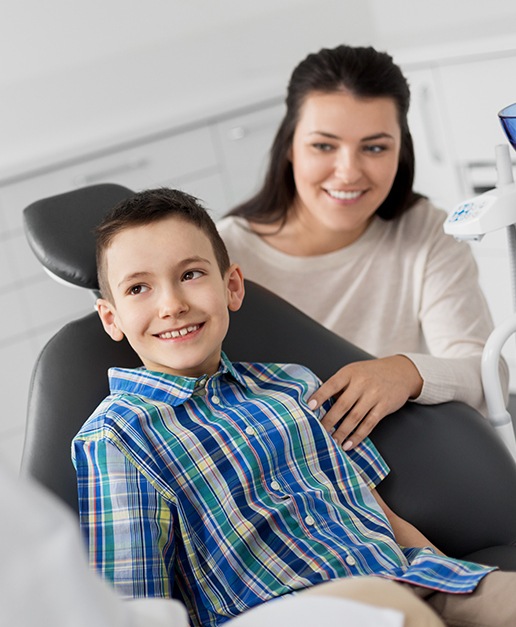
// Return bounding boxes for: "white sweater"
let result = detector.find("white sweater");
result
[218,199,508,415]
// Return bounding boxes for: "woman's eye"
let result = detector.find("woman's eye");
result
[363,144,387,154]
[182,270,204,282]
[312,142,334,152]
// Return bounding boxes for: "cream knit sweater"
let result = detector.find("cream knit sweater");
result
[218,199,508,416]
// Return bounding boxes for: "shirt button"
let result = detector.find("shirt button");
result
[270,480,281,491]
[245,426,256,436]
[304,515,315,526]
[345,555,357,567]
[211,395,220,405]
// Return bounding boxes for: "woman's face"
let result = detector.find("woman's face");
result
[289,90,401,246]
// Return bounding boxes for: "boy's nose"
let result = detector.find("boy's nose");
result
[158,289,189,318]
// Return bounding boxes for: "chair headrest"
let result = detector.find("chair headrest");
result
[23,183,134,290]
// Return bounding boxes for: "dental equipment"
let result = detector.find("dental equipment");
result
[444,103,516,461]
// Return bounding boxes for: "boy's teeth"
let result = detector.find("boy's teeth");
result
[327,189,362,200]
[160,325,199,339]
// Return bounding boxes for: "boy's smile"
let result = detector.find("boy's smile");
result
[96,215,244,378]
[156,324,201,339]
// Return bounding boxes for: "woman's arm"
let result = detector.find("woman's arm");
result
[309,203,508,448]
[401,222,509,413]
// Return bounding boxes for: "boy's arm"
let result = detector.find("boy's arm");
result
[372,489,444,555]
[73,437,176,597]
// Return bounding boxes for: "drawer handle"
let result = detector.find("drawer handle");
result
[73,158,150,186]
[419,85,443,164]
[228,126,247,141]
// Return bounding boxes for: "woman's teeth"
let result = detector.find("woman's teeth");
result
[327,189,362,200]
[159,325,199,339]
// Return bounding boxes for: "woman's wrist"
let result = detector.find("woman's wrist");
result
[395,355,423,399]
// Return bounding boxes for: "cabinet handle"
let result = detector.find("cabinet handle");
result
[73,158,150,186]
[419,85,443,164]
[228,126,247,141]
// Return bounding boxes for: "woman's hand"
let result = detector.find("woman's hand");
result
[308,355,423,449]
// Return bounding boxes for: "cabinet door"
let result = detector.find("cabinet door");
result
[0,124,221,234]
[214,101,284,209]
[160,171,228,221]
[404,66,464,210]
[437,55,516,164]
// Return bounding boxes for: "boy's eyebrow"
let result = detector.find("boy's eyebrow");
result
[117,256,212,288]
[117,271,151,289]
[179,256,213,267]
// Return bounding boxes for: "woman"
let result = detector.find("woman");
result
[217,44,508,449]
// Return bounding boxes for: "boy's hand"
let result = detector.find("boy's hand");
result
[308,356,423,449]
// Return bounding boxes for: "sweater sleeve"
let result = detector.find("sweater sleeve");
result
[401,207,509,415]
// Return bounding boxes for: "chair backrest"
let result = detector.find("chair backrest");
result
[21,184,516,568]
[23,182,134,291]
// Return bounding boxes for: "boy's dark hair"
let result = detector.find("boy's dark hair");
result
[96,188,230,300]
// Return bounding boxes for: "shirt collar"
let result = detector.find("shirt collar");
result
[108,351,247,406]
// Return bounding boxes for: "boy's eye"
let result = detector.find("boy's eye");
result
[128,284,148,295]
[182,270,204,282]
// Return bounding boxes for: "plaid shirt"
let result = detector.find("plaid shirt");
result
[73,353,493,627]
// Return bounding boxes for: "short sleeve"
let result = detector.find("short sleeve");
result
[345,437,390,489]
[73,436,176,598]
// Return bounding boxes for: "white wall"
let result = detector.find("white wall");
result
[0,0,376,177]
[5,0,516,178]
[369,0,516,50]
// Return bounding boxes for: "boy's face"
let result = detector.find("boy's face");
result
[96,215,244,378]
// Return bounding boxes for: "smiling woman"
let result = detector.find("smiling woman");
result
[285,91,401,254]
[217,43,509,449]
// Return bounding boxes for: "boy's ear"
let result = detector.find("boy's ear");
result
[226,264,245,312]
[96,299,125,342]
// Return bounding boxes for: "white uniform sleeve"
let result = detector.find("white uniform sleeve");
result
[0,464,188,627]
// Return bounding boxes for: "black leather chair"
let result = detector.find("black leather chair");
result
[21,183,516,569]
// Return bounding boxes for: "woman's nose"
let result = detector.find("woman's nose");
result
[334,149,362,183]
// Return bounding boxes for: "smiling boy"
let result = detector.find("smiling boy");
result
[94,191,244,379]
[73,188,515,627]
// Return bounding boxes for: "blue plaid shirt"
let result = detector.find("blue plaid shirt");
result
[73,353,493,627]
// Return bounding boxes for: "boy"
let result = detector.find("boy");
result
[73,188,513,627]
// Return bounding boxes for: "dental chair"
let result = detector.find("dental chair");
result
[21,183,516,570]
